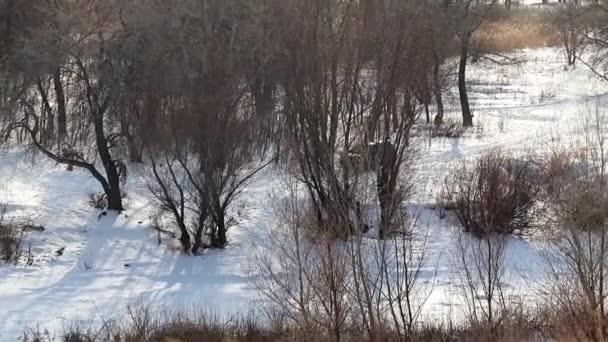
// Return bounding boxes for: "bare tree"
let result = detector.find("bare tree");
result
[276,0,428,238]
[573,2,608,79]
[444,0,499,127]
[142,0,272,250]
[4,2,128,211]
[555,1,589,66]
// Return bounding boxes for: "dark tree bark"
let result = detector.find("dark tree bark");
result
[93,109,123,211]
[214,200,227,247]
[16,122,117,213]
[458,37,474,127]
[35,78,54,144]
[191,200,208,254]
[53,67,67,145]
[376,141,398,239]
[75,55,125,212]
[435,92,445,126]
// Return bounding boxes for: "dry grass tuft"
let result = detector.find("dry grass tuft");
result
[474,8,559,53]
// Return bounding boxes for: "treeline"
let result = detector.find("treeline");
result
[0,0,497,249]
[0,0,606,252]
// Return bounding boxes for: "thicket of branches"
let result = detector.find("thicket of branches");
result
[0,0,473,250]
[0,0,600,253]
[8,1,608,340]
[440,151,542,236]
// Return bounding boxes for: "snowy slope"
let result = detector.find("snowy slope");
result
[414,47,608,320]
[0,155,284,339]
[0,47,607,339]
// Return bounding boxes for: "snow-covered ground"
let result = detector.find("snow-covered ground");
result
[0,47,607,339]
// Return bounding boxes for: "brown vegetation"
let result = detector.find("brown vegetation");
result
[474,8,560,52]
[440,151,542,237]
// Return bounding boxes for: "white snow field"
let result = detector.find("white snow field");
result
[0,47,607,339]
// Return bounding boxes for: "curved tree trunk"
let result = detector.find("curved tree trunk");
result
[459,38,473,127]
[93,109,123,212]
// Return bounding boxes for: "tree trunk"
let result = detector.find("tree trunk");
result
[216,209,227,247]
[191,203,208,254]
[459,38,473,127]
[434,92,445,126]
[433,54,445,125]
[178,223,191,254]
[377,142,397,239]
[36,79,54,144]
[105,183,123,211]
[93,108,123,212]
[53,68,67,146]
[120,113,142,163]
[127,134,142,163]
[192,226,204,254]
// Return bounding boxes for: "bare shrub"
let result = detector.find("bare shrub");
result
[376,211,434,340]
[253,174,431,341]
[552,176,608,232]
[0,204,28,264]
[146,147,268,253]
[23,305,278,342]
[543,264,608,342]
[87,192,107,210]
[0,222,24,264]
[432,118,463,138]
[20,302,563,342]
[544,148,577,184]
[543,105,608,233]
[455,232,508,327]
[453,305,543,342]
[542,102,608,342]
[441,151,542,236]
[554,2,590,66]
[252,178,347,339]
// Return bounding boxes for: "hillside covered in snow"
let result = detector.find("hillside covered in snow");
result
[3,1,608,341]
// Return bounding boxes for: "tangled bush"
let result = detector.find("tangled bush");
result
[545,154,608,232]
[0,222,24,263]
[0,209,33,265]
[440,152,542,237]
[559,181,608,233]
[87,192,107,210]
